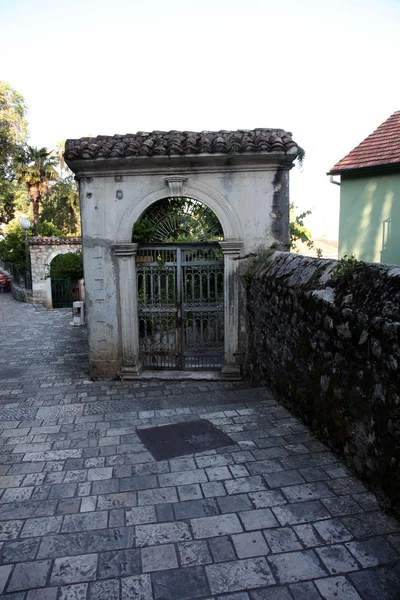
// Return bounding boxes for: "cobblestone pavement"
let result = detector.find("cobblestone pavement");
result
[0,293,400,600]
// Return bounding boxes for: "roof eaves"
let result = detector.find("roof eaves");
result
[327,161,400,176]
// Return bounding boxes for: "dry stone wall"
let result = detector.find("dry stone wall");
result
[246,251,400,513]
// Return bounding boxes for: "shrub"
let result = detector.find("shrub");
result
[50,251,83,284]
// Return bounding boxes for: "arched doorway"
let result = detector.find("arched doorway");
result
[29,236,82,308]
[49,252,83,308]
[65,127,299,379]
[133,197,224,370]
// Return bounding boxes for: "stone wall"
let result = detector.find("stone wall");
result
[246,251,400,514]
[29,237,82,307]
[0,264,31,303]
[11,280,32,303]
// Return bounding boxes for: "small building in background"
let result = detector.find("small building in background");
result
[328,110,400,265]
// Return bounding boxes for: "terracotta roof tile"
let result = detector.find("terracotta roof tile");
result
[329,110,400,174]
[64,129,298,161]
[29,236,82,245]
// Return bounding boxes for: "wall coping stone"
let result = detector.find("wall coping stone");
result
[29,236,82,246]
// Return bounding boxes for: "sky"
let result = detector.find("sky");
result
[1,0,400,239]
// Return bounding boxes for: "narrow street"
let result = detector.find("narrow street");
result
[0,293,399,599]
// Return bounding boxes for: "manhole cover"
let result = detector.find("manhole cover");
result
[0,367,25,380]
[136,419,234,460]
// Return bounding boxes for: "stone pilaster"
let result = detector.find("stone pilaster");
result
[112,243,142,377]
[219,240,243,379]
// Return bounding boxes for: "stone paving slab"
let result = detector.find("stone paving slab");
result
[0,293,399,599]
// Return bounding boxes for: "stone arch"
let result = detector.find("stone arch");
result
[29,237,82,308]
[116,179,243,243]
[113,180,244,379]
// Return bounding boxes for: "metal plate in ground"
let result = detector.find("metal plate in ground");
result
[136,419,234,460]
[0,367,25,380]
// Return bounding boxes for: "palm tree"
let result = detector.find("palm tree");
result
[56,140,67,176]
[15,146,58,235]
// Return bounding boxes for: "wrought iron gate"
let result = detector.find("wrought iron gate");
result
[136,244,224,370]
[51,278,75,308]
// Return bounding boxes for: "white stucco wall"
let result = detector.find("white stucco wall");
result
[77,161,292,377]
[29,238,82,308]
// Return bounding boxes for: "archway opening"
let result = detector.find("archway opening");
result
[49,251,83,308]
[132,198,225,371]
[131,197,224,243]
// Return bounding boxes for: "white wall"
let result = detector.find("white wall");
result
[30,240,82,308]
[78,160,292,377]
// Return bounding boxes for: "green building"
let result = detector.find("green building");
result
[328,110,400,265]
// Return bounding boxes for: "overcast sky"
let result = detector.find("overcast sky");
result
[1,0,399,239]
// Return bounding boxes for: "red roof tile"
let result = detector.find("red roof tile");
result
[29,236,82,245]
[64,129,298,162]
[328,110,400,174]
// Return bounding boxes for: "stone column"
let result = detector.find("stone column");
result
[112,243,142,377]
[219,241,243,379]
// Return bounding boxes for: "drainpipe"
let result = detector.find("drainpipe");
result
[329,175,340,186]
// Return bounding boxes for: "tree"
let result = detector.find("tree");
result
[39,141,81,235]
[41,175,80,234]
[132,198,223,242]
[15,146,58,235]
[0,219,63,273]
[49,251,83,284]
[0,81,28,224]
[55,140,67,176]
[290,203,322,257]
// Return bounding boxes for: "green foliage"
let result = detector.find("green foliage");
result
[0,179,30,226]
[290,204,322,258]
[37,221,64,237]
[0,91,80,234]
[49,251,83,284]
[0,81,28,178]
[332,254,365,279]
[10,180,30,212]
[0,220,26,272]
[0,180,17,224]
[132,197,223,243]
[0,219,63,272]
[297,146,306,170]
[41,175,80,234]
[15,146,58,235]
[132,218,157,243]
[0,81,28,224]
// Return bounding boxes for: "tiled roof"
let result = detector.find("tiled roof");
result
[329,110,400,174]
[64,129,298,161]
[29,236,82,245]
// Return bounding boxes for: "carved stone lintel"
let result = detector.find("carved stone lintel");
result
[165,176,187,197]
[112,243,139,257]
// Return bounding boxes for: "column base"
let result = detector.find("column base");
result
[120,361,143,380]
[221,363,242,380]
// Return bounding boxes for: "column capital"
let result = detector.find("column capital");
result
[219,240,243,255]
[112,243,139,257]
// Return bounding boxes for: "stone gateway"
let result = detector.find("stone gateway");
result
[65,129,299,379]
